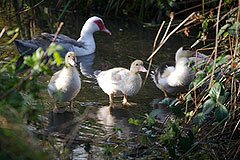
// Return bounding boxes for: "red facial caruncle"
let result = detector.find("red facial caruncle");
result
[94,20,105,31]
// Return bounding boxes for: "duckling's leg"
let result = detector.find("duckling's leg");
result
[52,102,64,113]
[53,103,58,113]
[109,94,114,106]
[163,90,168,98]
[69,101,73,110]
[122,95,130,106]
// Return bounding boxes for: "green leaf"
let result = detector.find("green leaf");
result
[209,82,221,100]
[224,0,233,4]
[128,118,139,126]
[53,52,63,66]
[216,55,230,67]
[150,108,162,117]
[159,97,171,106]
[146,115,155,126]
[7,91,23,108]
[203,99,215,114]
[202,20,209,31]
[228,22,240,35]
[215,104,228,122]
[193,112,206,125]
[218,23,230,36]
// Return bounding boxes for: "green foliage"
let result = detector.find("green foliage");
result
[160,120,194,158]
[0,36,64,159]
[128,118,139,126]
[144,113,156,126]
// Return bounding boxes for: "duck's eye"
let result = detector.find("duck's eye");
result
[136,63,139,66]
[68,55,71,57]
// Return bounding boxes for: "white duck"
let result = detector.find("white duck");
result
[96,60,147,106]
[48,52,81,112]
[15,16,111,77]
[151,46,205,97]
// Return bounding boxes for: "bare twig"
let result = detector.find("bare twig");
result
[52,22,64,43]
[147,12,196,61]
[143,21,165,85]
[209,0,222,88]
[0,27,7,38]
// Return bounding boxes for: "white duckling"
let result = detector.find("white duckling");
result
[48,52,81,112]
[151,46,200,97]
[96,60,147,106]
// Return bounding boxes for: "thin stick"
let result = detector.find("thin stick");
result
[18,0,45,14]
[213,6,238,28]
[153,21,165,50]
[0,27,7,38]
[233,3,239,57]
[143,21,165,85]
[160,12,174,45]
[147,12,196,61]
[209,0,222,88]
[51,22,64,43]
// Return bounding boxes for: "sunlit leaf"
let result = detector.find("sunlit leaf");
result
[218,23,230,36]
[53,52,63,66]
[214,104,229,122]
[209,82,221,100]
[202,20,208,31]
[128,118,139,126]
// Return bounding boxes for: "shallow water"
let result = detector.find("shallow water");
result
[1,8,195,159]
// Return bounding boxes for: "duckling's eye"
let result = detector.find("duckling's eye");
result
[136,63,139,66]
[68,55,70,57]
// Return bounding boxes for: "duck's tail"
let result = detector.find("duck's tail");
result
[14,40,39,56]
[93,70,102,78]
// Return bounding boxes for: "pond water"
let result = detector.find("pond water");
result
[1,8,195,159]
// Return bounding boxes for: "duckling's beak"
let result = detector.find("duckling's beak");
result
[139,65,147,72]
[69,57,77,67]
[195,52,208,59]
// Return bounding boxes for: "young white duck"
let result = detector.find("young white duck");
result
[48,52,81,112]
[151,46,201,97]
[96,60,147,106]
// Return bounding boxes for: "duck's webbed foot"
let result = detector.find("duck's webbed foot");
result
[53,106,65,113]
[122,95,131,106]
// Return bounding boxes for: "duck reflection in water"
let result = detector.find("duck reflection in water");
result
[48,111,76,134]
[96,104,138,138]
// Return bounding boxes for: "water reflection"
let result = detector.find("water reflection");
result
[47,111,76,134]
[150,98,172,123]
[97,105,138,137]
